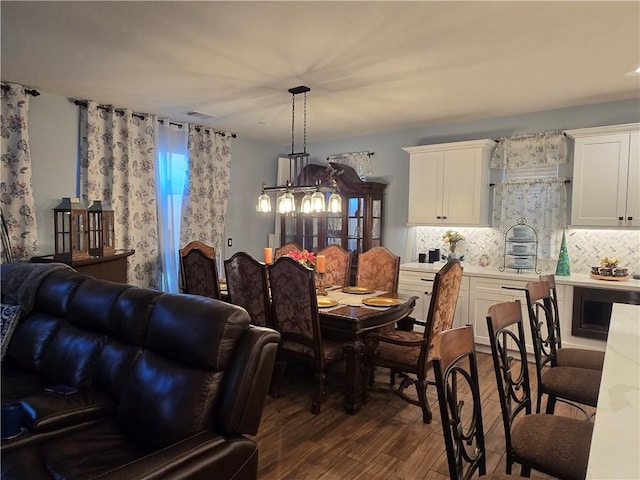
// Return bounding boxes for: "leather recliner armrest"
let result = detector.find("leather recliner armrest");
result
[19,388,115,432]
[89,432,258,480]
[217,326,280,436]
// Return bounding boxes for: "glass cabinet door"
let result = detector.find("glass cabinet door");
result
[347,197,364,254]
[372,199,382,248]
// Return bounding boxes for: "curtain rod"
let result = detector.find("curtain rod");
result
[72,100,236,138]
[1,84,40,96]
[158,119,236,138]
[326,151,375,160]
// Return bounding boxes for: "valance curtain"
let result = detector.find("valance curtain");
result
[493,178,567,258]
[79,102,162,289]
[1,83,38,261]
[327,151,373,180]
[490,130,567,169]
[179,126,231,265]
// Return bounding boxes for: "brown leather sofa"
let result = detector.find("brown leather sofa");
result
[1,264,280,479]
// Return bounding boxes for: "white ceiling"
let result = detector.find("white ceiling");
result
[2,1,639,144]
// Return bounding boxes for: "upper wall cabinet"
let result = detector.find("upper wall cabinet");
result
[403,139,495,226]
[567,124,640,227]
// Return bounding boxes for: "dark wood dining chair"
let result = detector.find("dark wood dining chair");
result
[179,240,221,299]
[539,273,605,370]
[365,259,463,423]
[524,279,601,416]
[355,246,400,293]
[433,325,518,480]
[224,251,271,327]
[274,242,302,261]
[268,256,345,414]
[317,244,351,287]
[486,300,594,480]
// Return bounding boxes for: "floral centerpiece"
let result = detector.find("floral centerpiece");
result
[286,249,317,269]
[442,230,464,256]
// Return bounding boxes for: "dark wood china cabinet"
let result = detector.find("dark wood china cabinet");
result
[279,162,386,277]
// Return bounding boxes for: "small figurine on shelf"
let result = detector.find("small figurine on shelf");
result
[443,230,464,261]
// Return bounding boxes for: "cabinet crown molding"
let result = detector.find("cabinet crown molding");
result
[402,138,496,154]
[565,123,640,138]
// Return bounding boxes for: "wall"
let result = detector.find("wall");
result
[26,90,281,260]
[23,92,640,277]
[305,98,640,265]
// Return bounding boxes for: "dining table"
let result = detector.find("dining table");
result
[317,287,418,415]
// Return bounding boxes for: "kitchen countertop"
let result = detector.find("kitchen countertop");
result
[400,262,640,292]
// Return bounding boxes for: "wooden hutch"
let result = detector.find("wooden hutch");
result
[279,162,386,278]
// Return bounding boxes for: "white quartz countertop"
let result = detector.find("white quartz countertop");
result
[586,303,640,479]
[400,262,640,292]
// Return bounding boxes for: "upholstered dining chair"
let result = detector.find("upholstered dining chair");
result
[486,301,594,480]
[268,256,345,414]
[355,246,400,293]
[274,242,302,261]
[365,259,463,423]
[317,244,352,287]
[525,279,601,415]
[224,251,271,328]
[539,273,605,371]
[179,240,221,299]
[433,325,518,480]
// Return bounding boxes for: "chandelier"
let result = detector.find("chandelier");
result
[256,86,341,215]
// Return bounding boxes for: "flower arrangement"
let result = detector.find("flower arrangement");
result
[287,249,317,269]
[442,230,464,244]
[599,256,620,269]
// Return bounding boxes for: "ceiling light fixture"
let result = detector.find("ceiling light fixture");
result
[256,86,341,215]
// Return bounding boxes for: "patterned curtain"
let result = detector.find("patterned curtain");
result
[327,151,373,180]
[179,126,231,261]
[0,83,38,261]
[79,101,162,288]
[492,178,567,258]
[490,130,567,169]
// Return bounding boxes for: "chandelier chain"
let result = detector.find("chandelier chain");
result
[303,92,307,154]
[291,92,295,156]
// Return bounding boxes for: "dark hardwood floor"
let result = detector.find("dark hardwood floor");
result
[252,352,595,479]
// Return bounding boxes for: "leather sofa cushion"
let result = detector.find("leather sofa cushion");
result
[66,279,132,333]
[5,314,64,372]
[40,324,103,388]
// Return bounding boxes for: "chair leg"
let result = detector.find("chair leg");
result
[269,359,286,398]
[545,394,557,414]
[416,378,432,424]
[520,464,532,477]
[535,389,543,414]
[311,371,326,414]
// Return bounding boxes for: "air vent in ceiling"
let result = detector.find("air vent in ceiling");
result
[185,110,218,119]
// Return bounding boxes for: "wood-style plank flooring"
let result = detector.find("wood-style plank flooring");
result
[251,353,596,480]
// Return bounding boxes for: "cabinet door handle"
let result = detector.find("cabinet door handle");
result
[420,278,434,282]
[619,216,624,221]
[628,216,633,221]
[436,215,442,219]
[424,291,431,296]
[442,216,448,219]
[501,286,526,292]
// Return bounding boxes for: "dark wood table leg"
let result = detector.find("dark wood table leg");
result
[343,340,364,415]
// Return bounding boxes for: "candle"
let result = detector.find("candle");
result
[316,255,326,273]
[264,247,273,264]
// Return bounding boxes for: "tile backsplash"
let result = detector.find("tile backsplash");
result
[413,227,640,275]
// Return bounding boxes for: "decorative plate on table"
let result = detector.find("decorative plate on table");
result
[362,297,401,307]
[317,297,339,308]
[342,286,374,294]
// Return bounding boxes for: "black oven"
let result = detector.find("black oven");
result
[572,287,640,341]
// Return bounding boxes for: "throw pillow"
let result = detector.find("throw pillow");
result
[1,303,21,360]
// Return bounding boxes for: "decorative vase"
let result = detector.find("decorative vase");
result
[448,242,458,260]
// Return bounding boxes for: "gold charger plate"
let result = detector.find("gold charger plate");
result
[317,297,339,308]
[342,286,375,295]
[362,297,401,307]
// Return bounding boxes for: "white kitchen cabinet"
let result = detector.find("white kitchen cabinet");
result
[398,267,469,330]
[567,124,640,227]
[468,277,534,350]
[403,139,496,226]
